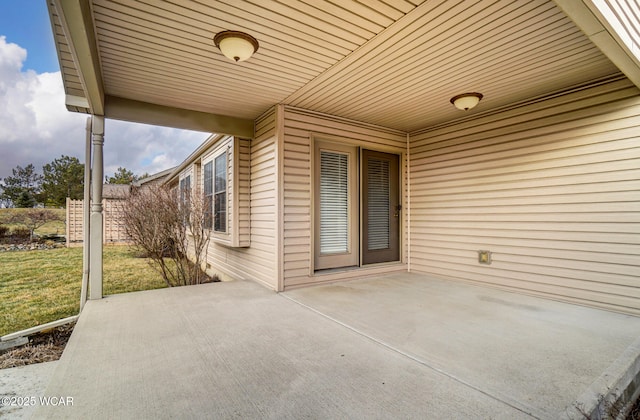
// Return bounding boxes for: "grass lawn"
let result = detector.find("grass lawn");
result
[0,245,167,336]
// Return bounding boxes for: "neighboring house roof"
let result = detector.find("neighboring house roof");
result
[102,184,131,199]
[133,167,176,187]
[46,0,640,136]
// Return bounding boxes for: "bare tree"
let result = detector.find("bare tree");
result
[10,209,63,242]
[122,184,212,287]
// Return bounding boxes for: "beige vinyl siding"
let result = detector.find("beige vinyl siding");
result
[203,109,278,289]
[282,106,408,289]
[236,138,251,247]
[409,77,640,315]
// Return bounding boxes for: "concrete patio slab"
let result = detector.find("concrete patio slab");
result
[285,273,640,418]
[34,274,640,419]
[0,361,58,419]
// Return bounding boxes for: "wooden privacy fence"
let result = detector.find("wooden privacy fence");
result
[66,198,131,246]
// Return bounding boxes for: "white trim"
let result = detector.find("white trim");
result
[406,132,411,272]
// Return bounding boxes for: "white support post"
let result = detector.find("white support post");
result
[80,117,91,310]
[89,115,104,300]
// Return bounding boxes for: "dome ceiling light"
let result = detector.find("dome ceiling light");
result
[213,30,259,62]
[450,92,483,111]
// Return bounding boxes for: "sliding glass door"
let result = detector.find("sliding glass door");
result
[314,142,358,270]
[314,141,400,271]
[362,149,400,264]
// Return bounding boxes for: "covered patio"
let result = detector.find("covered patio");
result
[37,275,640,419]
[40,1,640,417]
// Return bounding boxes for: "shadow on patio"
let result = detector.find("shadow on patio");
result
[37,273,640,419]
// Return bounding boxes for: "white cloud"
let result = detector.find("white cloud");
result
[0,36,209,180]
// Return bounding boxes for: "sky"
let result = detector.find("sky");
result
[0,2,210,180]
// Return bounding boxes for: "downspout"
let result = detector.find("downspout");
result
[80,117,91,311]
[406,132,411,272]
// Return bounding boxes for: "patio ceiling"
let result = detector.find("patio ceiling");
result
[49,0,636,135]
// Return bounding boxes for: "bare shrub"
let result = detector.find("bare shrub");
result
[122,184,211,287]
[9,227,31,243]
[9,209,63,242]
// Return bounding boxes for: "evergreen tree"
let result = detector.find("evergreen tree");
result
[106,167,138,184]
[41,155,84,207]
[15,191,37,208]
[0,164,43,206]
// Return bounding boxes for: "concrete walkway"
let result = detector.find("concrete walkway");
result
[35,274,640,419]
[0,361,58,419]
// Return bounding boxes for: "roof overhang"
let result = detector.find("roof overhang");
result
[51,0,104,115]
[48,0,254,137]
[48,0,640,136]
[555,0,640,88]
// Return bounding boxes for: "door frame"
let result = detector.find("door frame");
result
[361,149,400,265]
[310,135,404,273]
[313,140,359,270]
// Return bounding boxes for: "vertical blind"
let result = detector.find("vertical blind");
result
[320,150,349,254]
[367,158,390,250]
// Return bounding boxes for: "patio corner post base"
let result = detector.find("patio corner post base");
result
[89,115,104,300]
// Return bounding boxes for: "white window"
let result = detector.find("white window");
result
[179,174,191,206]
[214,152,227,233]
[203,162,213,229]
[201,136,250,247]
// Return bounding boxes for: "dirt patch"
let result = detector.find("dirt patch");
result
[0,323,74,370]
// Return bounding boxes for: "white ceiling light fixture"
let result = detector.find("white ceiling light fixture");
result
[213,30,259,62]
[450,92,483,111]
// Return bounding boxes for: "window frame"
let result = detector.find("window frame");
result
[203,161,213,229]
[200,136,250,248]
[179,174,191,204]
[178,173,192,226]
[213,151,228,233]
[313,140,359,270]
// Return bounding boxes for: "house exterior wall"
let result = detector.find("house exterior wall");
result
[281,106,409,289]
[199,109,278,289]
[409,77,640,315]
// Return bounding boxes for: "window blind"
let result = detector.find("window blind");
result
[320,151,349,254]
[367,158,390,250]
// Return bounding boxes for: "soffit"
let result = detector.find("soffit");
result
[48,0,89,113]
[91,0,420,121]
[81,0,619,132]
